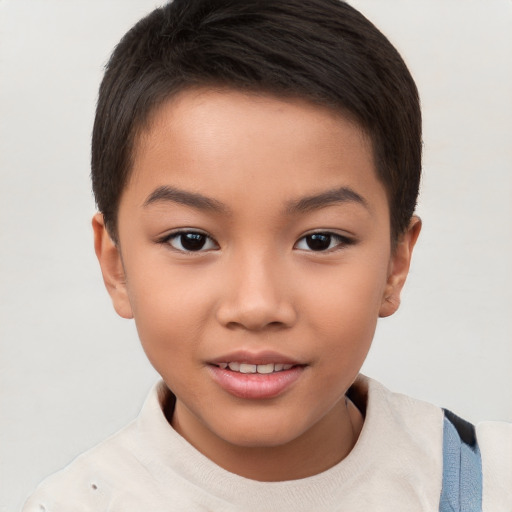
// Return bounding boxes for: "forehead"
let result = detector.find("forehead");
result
[124,88,387,218]
[135,88,370,161]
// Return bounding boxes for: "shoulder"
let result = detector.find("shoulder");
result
[351,374,445,441]
[477,421,512,510]
[22,420,143,512]
[22,381,171,512]
[353,375,512,510]
[349,375,446,506]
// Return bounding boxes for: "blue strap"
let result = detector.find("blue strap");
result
[439,411,483,512]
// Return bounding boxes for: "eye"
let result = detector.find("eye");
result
[294,232,352,252]
[165,231,218,252]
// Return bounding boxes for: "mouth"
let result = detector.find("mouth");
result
[207,353,306,399]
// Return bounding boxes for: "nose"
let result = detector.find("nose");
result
[215,253,297,331]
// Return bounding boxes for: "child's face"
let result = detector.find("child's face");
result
[95,88,418,473]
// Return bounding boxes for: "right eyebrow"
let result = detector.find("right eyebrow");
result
[143,185,231,214]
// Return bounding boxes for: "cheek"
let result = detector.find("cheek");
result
[124,259,218,361]
[301,257,389,355]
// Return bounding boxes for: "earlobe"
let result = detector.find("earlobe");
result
[379,216,422,318]
[92,213,134,319]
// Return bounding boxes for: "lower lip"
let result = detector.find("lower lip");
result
[207,365,305,399]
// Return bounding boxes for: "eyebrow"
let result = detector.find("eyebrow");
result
[143,184,369,216]
[285,186,369,214]
[143,185,230,214]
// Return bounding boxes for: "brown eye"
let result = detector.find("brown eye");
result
[167,231,218,252]
[306,233,332,251]
[295,232,353,252]
[180,233,207,251]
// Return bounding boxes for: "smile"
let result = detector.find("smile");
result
[216,362,295,374]
[208,360,305,399]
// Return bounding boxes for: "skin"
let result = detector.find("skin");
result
[93,88,421,481]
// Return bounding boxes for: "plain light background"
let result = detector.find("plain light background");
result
[1,1,511,510]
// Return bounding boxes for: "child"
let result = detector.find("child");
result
[23,0,511,510]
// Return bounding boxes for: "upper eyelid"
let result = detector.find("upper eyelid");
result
[296,229,354,240]
[161,228,212,239]
[160,229,219,249]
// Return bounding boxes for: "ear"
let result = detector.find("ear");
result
[379,216,422,318]
[92,213,133,319]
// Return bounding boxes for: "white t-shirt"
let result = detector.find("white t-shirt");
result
[23,376,512,511]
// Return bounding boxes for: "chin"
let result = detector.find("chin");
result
[213,413,308,449]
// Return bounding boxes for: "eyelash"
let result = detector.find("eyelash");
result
[294,232,355,252]
[159,230,218,253]
[158,230,355,253]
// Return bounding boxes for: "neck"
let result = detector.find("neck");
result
[170,396,363,481]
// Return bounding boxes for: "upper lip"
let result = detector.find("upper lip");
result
[208,350,304,366]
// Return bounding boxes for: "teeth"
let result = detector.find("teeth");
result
[219,362,295,374]
[256,363,274,374]
[239,363,257,374]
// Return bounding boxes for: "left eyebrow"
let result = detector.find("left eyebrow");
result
[285,186,370,214]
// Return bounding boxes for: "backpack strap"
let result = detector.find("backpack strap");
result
[439,409,483,512]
